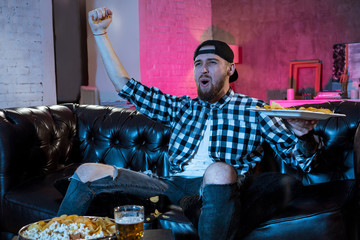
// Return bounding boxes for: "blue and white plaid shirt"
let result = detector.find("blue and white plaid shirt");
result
[119,79,315,176]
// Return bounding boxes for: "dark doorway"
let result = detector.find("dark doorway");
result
[52,0,88,103]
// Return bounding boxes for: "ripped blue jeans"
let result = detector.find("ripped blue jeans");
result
[57,167,203,216]
[57,166,247,240]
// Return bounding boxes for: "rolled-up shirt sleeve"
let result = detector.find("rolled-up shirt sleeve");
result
[258,113,318,173]
[118,78,186,126]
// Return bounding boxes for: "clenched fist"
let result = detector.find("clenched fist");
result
[88,7,113,35]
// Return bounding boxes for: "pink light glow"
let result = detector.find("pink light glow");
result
[138,0,212,98]
[229,45,241,64]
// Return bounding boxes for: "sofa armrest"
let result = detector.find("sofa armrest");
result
[0,106,77,199]
[354,123,360,206]
[355,123,360,177]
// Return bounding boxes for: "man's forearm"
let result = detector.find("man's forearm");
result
[94,33,130,93]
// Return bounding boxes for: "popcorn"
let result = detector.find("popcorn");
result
[21,215,115,240]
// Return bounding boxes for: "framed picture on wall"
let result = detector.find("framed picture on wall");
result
[288,59,322,99]
[333,42,360,98]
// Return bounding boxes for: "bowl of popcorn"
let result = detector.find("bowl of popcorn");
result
[18,215,116,240]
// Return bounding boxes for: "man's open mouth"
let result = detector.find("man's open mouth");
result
[200,78,210,87]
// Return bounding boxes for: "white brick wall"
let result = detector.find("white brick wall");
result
[0,0,45,108]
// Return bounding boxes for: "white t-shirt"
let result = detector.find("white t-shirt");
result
[174,119,213,178]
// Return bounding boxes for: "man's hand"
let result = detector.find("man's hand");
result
[88,7,113,35]
[286,119,318,137]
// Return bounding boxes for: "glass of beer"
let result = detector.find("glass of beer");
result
[114,205,144,240]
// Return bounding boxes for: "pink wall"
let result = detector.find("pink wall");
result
[138,0,212,99]
[138,0,360,102]
[211,0,360,101]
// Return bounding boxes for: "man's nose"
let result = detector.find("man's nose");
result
[202,65,209,73]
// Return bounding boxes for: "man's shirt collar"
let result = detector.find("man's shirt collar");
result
[195,88,234,109]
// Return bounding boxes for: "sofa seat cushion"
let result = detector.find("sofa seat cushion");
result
[157,205,198,240]
[2,164,79,234]
[243,180,357,240]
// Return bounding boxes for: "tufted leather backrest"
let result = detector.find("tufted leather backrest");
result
[0,101,359,196]
[0,104,171,204]
[261,101,360,185]
[63,104,171,176]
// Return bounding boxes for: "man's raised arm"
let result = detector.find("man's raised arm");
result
[88,7,130,93]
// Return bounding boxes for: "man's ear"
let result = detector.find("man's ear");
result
[228,63,236,76]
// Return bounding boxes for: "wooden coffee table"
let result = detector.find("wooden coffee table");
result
[144,229,174,240]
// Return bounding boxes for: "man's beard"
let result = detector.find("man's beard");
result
[197,78,226,102]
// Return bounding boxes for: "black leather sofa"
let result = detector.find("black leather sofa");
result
[0,101,359,240]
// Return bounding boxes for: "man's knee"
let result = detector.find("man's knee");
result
[203,162,237,186]
[75,163,116,183]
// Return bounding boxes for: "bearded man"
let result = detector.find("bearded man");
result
[58,7,319,240]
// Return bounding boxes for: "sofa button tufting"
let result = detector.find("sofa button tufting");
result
[1,102,359,240]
